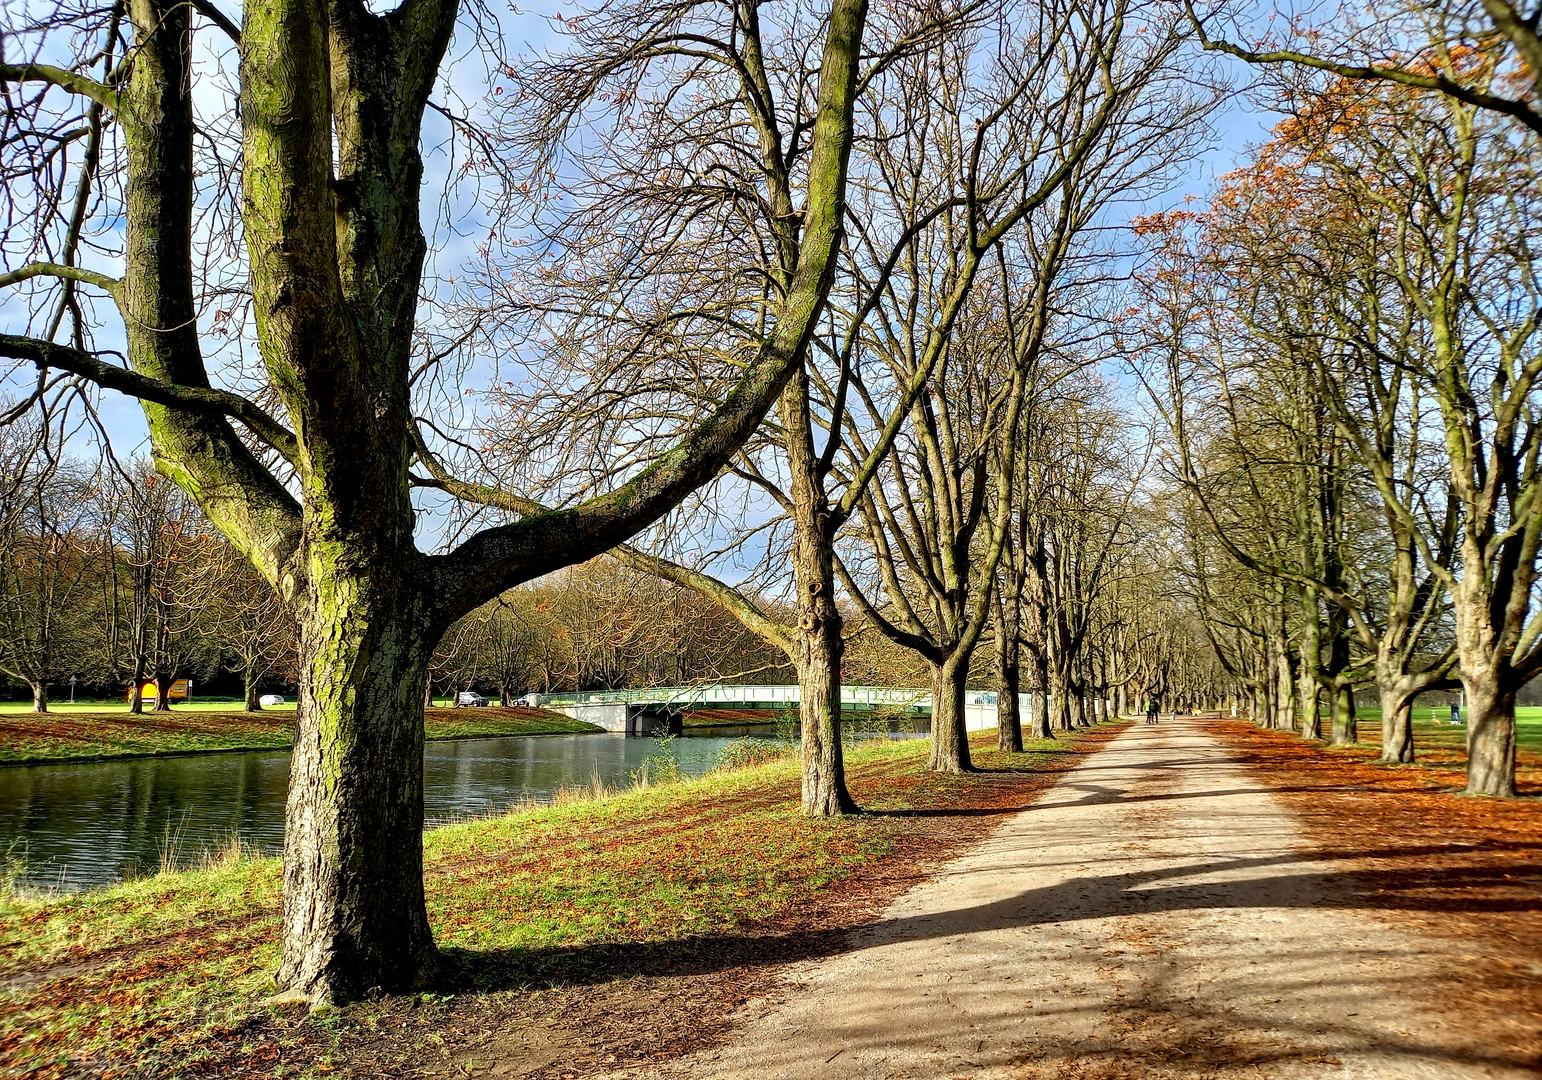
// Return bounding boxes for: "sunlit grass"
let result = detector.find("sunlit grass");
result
[0,727,1110,1075]
[0,707,599,765]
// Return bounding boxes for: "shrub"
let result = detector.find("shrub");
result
[714,737,790,772]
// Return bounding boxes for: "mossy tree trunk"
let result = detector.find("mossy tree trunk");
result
[1027,648,1053,739]
[1297,591,1322,739]
[279,552,438,999]
[928,658,971,773]
[2,0,869,1003]
[993,566,1024,753]
[782,366,858,815]
[1378,688,1414,764]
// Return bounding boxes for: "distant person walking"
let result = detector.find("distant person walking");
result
[1145,699,1160,724]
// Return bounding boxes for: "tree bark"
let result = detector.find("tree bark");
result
[996,663,1023,752]
[1054,675,1074,732]
[1270,627,1295,732]
[245,672,263,712]
[796,623,854,814]
[1453,573,1521,796]
[1378,687,1414,764]
[278,559,437,1002]
[783,368,856,815]
[992,567,1024,752]
[1300,687,1322,739]
[1463,673,1517,797]
[928,659,972,772]
[1328,684,1357,746]
[154,673,172,711]
[30,681,47,713]
[1034,691,1053,739]
[1027,650,1053,739]
[1297,592,1322,738]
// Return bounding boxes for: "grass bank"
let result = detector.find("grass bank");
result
[0,707,599,766]
[679,707,930,730]
[1344,705,1542,755]
[1244,706,1542,791]
[0,723,1125,1078]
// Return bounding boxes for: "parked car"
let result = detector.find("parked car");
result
[454,691,489,707]
[258,694,286,707]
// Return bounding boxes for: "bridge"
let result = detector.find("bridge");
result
[533,683,1043,734]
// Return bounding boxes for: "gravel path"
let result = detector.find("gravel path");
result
[618,717,1536,1079]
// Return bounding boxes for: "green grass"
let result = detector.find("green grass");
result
[1339,705,1542,755]
[0,707,599,766]
[0,696,492,715]
[0,728,1109,1076]
[0,698,296,714]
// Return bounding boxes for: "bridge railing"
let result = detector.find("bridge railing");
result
[535,684,934,709]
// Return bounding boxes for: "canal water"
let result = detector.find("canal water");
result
[0,730,760,893]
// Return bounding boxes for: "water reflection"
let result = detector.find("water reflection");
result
[0,721,928,893]
[0,732,737,892]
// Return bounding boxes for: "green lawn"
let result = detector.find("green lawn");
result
[1344,705,1542,755]
[0,696,487,715]
[0,726,1117,1076]
[0,706,599,765]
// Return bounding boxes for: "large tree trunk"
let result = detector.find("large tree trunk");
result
[1378,685,1414,764]
[1453,576,1519,797]
[30,681,47,713]
[245,671,263,712]
[154,676,173,712]
[1299,684,1322,740]
[1297,594,1321,738]
[1327,684,1357,746]
[1027,651,1053,739]
[1250,662,1270,726]
[795,590,855,814]
[1054,675,1074,732]
[1463,674,1516,798]
[995,646,1023,753]
[278,566,437,1003]
[1271,635,1295,732]
[992,582,1023,752]
[928,658,971,772]
[1032,689,1052,739]
[127,652,147,714]
[781,353,856,815]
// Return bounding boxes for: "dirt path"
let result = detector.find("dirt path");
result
[614,717,1539,1079]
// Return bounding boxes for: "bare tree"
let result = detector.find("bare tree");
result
[0,0,871,999]
[181,533,298,711]
[0,419,95,710]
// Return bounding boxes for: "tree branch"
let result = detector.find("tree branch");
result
[1184,1,1542,137]
[609,544,797,654]
[191,0,242,44]
[0,62,120,110]
[0,334,300,467]
[0,262,122,304]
